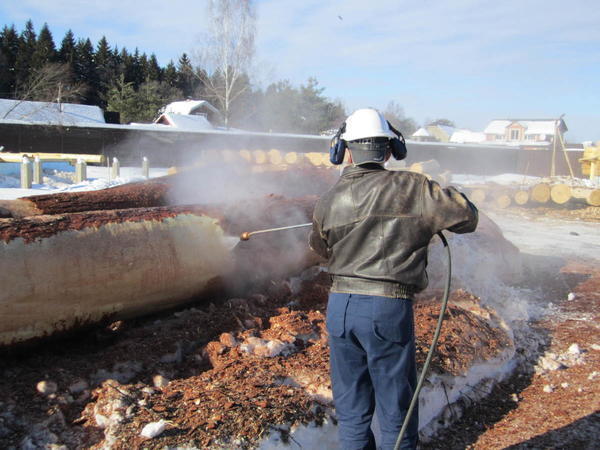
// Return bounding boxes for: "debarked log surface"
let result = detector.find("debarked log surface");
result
[0,207,232,346]
[0,185,320,347]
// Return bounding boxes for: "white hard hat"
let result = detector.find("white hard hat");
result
[341,108,396,142]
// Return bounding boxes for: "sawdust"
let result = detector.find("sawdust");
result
[422,259,600,449]
[0,271,513,449]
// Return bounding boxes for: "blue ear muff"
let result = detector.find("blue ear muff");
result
[387,121,407,161]
[329,123,347,165]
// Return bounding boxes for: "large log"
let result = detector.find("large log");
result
[571,187,600,207]
[530,183,551,203]
[550,183,572,205]
[3,166,338,218]
[13,179,171,216]
[0,207,231,346]
[514,189,530,205]
[0,193,320,347]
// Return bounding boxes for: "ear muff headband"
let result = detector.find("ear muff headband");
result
[387,121,407,161]
[329,122,347,165]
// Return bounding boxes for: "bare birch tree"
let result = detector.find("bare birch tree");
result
[2,63,87,120]
[196,0,256,126]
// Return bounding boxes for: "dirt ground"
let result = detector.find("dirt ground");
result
[0,271,513,449]
[1,204,599,449]
[422,258,600,449]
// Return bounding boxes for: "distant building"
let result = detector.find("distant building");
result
[0,98,106,126]
[158,99,222,125]
[483,119,567,146]
[449,129,486,144]
[411,127,436,142]
[411,124,456,142]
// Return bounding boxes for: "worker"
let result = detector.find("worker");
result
[309,108,478,450]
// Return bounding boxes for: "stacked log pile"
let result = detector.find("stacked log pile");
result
[393,158,600,209]
[461,180,599,209]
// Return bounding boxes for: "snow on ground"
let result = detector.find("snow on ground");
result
[0,162,168,200]
[488,211,600,261]
[453,173,599,188]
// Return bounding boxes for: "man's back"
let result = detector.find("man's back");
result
[311,163,478,292]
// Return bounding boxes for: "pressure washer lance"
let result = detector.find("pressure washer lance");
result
[239,223,452,449]
[239,222,312,241]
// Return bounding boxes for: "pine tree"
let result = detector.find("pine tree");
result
[94,36,115,106]
[147,54,162,82]
[0,25,20,96]
[129,48,144,88]
[120,47,134,84]
[74,38,98,103]
[164,60,177,87]
[31,23,56,70]
[58,30,76,65]
[177,53,195,98]
[15,20,36,89]
[139,52,149,83]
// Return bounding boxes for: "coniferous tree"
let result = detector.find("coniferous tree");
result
[147,54,162,82]
[74,38,97,103]
[139,52,149,83]
[129,48,144,88]
[94,36,115,106]
[177,53,195,98]
[0,25,20,96]
[164,60,177,87]
[57,30,76,65]
[120,47,134,84]
[31,23,56,70]
[15,20,36,89]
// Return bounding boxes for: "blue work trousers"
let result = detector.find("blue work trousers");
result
[327,292,418,450]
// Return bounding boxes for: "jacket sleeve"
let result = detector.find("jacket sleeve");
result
[421,179,479,234]
[309,215,329,259]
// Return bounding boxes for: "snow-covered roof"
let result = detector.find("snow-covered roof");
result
[484,120,512,135]
[153,113,214,131]
[521,121,557,135]
[484,119,565,136]
[162,100,220,116]
[450,129,486,144]
[0,99,105,126]
[412,127,431,137]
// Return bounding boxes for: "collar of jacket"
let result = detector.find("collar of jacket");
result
[341,163,387,178]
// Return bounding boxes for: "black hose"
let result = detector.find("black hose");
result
[394,231,452,450]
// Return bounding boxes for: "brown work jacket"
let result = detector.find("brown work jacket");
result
[309,163,478,294]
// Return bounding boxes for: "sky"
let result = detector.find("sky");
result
[1,0,599,142]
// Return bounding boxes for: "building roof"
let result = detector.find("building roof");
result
[412,127,431,137]
[450,129,486,144]
[162,99,220,116]
[484,118,567,135]
[484,120,512,135]
[155,113,214,131]
[0,99,105,126]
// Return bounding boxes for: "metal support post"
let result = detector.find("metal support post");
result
[21,156,32,189]
[33,156,42,184]
[76,158,87,183]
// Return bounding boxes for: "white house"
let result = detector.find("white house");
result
[483,119,567,145]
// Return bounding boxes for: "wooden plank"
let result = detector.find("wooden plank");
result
[0,152,106,164]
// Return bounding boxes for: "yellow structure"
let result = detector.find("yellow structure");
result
[580,143,600,181]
